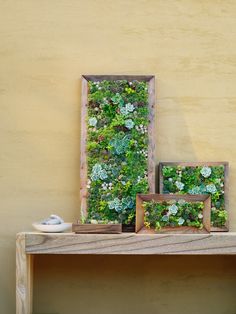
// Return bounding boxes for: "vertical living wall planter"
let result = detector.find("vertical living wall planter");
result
[73,75,155,233]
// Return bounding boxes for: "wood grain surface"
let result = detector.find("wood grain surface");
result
[16,234,33,314]
[72,223,122,234]
[21,232,236,255]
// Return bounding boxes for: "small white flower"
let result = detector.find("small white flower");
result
[198,213,203,219]
[168,178,173,182]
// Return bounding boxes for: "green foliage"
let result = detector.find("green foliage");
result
[85,80,149,224]
[162,165,227,227]
[143,199,204,230]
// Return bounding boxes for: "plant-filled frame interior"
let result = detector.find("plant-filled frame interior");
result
[143,199,204,231]
[83,77,154,225]
[160,164,227,228]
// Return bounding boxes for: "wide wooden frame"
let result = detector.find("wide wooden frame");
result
[159,162,229,232]
[136,194,211,234]
[78,75,156,224]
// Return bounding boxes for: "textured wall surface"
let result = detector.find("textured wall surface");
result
[0,1,236,313]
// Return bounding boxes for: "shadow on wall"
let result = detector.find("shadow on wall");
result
[156,79,198,161]
[155,79,198,191]
[34,255,236,314]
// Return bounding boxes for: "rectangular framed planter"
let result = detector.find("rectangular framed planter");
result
[75,75,156,233]
[159,162,229,232]
[136,194,211,234]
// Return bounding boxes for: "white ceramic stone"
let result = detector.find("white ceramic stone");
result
[32,222,71,233]
[41,214,64,225]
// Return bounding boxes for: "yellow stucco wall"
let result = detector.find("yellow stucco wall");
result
[1,1,236,313]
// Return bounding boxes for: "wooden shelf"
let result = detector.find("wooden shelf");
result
[16,232,236,313]
[22,232,236,255]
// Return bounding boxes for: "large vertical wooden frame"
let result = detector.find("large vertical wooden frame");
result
[159,161,229,232]
[80,75,156,222]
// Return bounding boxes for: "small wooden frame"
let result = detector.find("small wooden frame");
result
[77,75,156,230]
[159,162,229,232]
[136,194,211,234]
[72,223,122,234]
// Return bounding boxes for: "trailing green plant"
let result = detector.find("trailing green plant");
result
[85,80,149,224]
[161,165,227,227]
[143,199,204,231]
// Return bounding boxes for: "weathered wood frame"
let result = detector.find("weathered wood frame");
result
[79,75,156,222]
[159,162,229,232]
[72,223,122,234]
[136,194,211,234]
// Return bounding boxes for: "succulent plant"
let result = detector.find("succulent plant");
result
[125,119,134,129]
[110,134,130,155]
[200,166,212,178]
[88,117,97,127]
[90,163,108,181]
